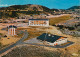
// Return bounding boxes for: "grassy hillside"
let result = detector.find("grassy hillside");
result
[2,45,71,57]
[68,6,80,10]
[0,4,59,18]
[0,4,51,11]
[49,15,72,25]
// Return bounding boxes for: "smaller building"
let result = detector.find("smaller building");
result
[8,25,17,36]
[28,19,49,26]
[37,33,67,46]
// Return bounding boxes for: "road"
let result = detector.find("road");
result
[0,26,74,54]
[23,40,74,48]
[0,30,28,54]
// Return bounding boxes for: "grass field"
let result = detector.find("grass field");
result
[17,27,46,41]
[49,15,72,25]
[2,45,71,57]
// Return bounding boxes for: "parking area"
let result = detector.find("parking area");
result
[24,38,74,48]
[24,38,42,44]
[53,41,74,48]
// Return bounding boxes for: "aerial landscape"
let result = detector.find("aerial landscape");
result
[0,0,80,57]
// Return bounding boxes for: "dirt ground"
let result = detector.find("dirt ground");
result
[27,26,80,57]
[0,26,20,45]
[1,36,19,45]
[41,26,80,57]
[0,25,80,57]
[22,26,80,56]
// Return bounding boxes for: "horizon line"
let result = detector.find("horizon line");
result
[0,4,79,9]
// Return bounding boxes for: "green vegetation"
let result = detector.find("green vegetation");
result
[0,38,2,50]
[0,42,2,47]
[0,33,3,36]
[68,6,80,10]
[17,27,45,41]
[24,28,45,41]
[0,4,59,18]
[0,11,43,18]
[18,11,42,15]
[49,15,72,25]
[0,11,18,18]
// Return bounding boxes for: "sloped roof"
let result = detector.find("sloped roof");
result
[29,19,49,20]
[37,33,62,43]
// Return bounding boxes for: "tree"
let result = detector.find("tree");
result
[10,11,18,18]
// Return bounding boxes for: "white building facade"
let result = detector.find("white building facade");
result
[28,19,49,26]
[37,33,68,46]
[8,25,17,36]
[49,37,67,46]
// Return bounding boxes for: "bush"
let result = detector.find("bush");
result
[57,25,64,29]
[66,27,75,30]
[0,42,2,47]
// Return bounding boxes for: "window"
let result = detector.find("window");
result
[44,21,47,24]
[62,38,65,40]
[56,41,58,42]
[59,39,62,41]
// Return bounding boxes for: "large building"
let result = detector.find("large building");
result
[37,33,67,46]
[28,19,49,26]
[8,25,17,36]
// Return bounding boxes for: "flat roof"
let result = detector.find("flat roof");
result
[29,19,49,20]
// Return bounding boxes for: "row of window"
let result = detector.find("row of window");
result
[30,24,47,25]
[56,38,66,42]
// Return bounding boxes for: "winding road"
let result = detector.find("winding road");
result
[0,30,28,54]
[0,26,74,55]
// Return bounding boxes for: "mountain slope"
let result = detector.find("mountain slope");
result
[0,4,53,12]
[68,6,80,10]
[0,4,59,18]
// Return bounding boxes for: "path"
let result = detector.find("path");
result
[0,30,28,54]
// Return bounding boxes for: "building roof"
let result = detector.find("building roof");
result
[29,19,49,20]
[37,33,64,43]
[8,25,17,28]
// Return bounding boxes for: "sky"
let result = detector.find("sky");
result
[0,0,79,9]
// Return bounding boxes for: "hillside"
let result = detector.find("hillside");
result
[68,6,80,10]
[0,4,59,18]
[49,15,72,25]
[2,26,80,57]
[0,4,61,12]
[0,4,51,12]
[0,5,79,18]
[2,45,71,57]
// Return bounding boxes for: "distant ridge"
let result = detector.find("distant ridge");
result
[0,4,79,18]
[0,4,57,12]
[68,6,80,10]
[0,4,60,18]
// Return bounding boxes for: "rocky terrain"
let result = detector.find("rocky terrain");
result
[56,16,80,37]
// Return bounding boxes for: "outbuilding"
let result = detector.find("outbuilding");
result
[8,25,17,36]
